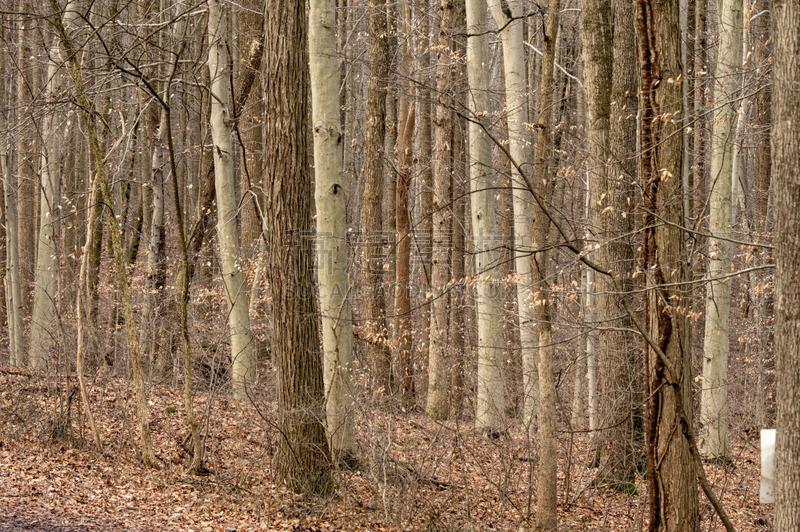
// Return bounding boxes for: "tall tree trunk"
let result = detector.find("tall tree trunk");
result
[360,0,393,396]
[488,0,537,432]
[264,0,332,493]
[450,96,466,419]
[582,0,640,489]
[604,0,640,488]
[139,109,167,365]
[29,30,69,370]
[416,0,434,369]
[396,106,416,405]
[1,83,23,367]
[700,0,743,461]
[309,0,356,461]
[426,0,457,420]
[208,0,255,400]
[17,5,36,319]
[532,1,560,528]
[466,0,505,434]
[580,0,613,444]
[752,0,771,428]
[773,0,800,528]
[635,0,699,529]
[693,0,708,224]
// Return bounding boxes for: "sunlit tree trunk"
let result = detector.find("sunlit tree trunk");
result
[264,0,332,493]
[309,0,356,461]
[699,0,742,460]
[466,0,505,434]
[208,0,255,399]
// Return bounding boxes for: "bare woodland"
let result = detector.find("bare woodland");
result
[0,0,798,530]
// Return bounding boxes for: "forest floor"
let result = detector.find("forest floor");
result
[0,366,774,531]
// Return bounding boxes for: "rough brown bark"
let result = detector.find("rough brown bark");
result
[582,0,639,489]
[773,0,800,527]
[692,0,707,224]
[17,5,36,318]
[360,0,394,396]
[396,106,416,405]
[635,0,699,529]
[416,0,434,369]
[533,1,560,528]
[426,0,457,420]
[264,0,332,493]
[752,0,771,428]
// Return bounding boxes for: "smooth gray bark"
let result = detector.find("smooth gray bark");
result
[208,0,255,399]
[309,0,355,460]
[700,0,742,460]
[466,0,505,434]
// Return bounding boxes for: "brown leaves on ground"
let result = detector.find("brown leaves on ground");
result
[0,367,773,531]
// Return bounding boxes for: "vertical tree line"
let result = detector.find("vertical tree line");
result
[0,0,795,528]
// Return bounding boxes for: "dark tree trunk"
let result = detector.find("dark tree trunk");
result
[635,0,699,529]
[264,0,332,494]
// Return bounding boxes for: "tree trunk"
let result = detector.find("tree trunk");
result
[264,0,332,493]
[604,0,640,488]
[360,0,393,396]
[466,0,505,434]
[488,0,537,433]
[396,106,416,405]
[580,0,613,443]
[416,0,434,371]
[582,0,640,489]
[773,0,800,527]
[17,5,36,319]
[309,0,356,462]
[700,0,742,460]
[752,0,771,428]
[450,96,466,419]
[139,109,166,366]
[1,89,23,367]
[693,0,708,224]
[532,1,560,528]
[635,0,699,528]
[208,0,255,400]
[426,0,457,420]
[29,30,69,370]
